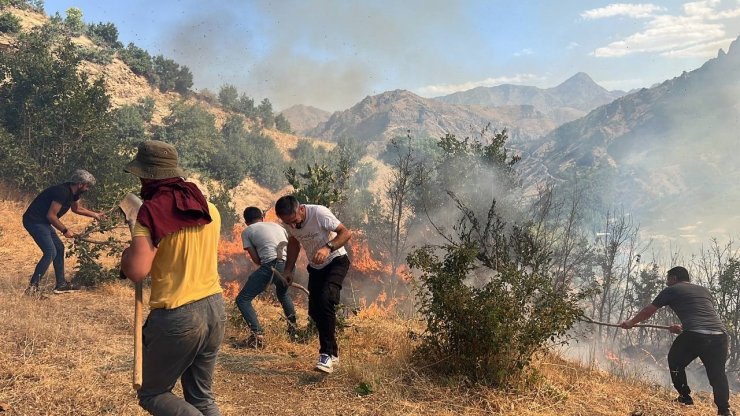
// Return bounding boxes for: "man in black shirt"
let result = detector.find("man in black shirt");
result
[620,266,732,416]
[22,169,104,295]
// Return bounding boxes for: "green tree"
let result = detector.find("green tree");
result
[87,22,122,49]
[218,84,238,110]
[285,163,344,207]
[0,12,21,33]
[237,94,255,118]
[275,113,292,133]
[257,98,274,129]
[119,43,153,78]
[64,7,83,35]
[155,101,220,172]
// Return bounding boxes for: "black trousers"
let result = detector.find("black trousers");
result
[307,255,350,357]
[667,331,730,412]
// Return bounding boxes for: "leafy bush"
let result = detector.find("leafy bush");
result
[408,193,585,386]
[207,182,239,239]
[119,43,153,77]
[0,12,21,33]
[77,44,114,65]
[218,84,238,110]
[275,113,292,133]
[87,22,122,49]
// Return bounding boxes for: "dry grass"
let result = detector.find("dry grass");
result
[0,191,734,415]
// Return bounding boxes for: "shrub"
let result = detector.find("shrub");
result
[87,22,122,49]
[119,43,153,77]
[407,192,585,386]
[0,12,21,33]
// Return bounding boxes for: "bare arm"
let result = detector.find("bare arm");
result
[282,236,301,284]
[312,223,352,264]
[71,200,103,220]
[121,236,157,283]
[620,304,659,329]
[245,247,261,266]
[47,201,73,238]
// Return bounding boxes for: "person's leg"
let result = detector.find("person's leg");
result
[698,334,730,414]
[307,256,350,358]
[24,222,59,287]
[49,230,66,287]
[667,332,699,400]
[182,295,226,416]
[137,306,208,416]
[272,261,296,324]
[235,266,273,334]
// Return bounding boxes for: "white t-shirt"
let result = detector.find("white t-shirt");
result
[283,204,347,269]
[241,221,289,263]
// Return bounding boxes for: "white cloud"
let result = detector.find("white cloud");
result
[660,36,735,56]
[415,74,546,97]
[581,3,664,19]
[514,48,534,57]
[567,41,580,49]
[588,1,740,58]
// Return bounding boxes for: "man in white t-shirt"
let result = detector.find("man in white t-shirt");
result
[275,195,352,373]
[235,206,297,347]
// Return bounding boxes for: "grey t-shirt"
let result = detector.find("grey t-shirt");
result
[283,204,347,269]
[241,221,288,263]
[652,282,726,332]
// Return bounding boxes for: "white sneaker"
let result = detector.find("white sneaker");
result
[315,353,333,373]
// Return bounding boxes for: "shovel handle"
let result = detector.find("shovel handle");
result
[133,281,143,390]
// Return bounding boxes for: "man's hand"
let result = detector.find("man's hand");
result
[63,229,75,239]
[312,245,331,264]
[95,212,107,221]
[282,269,294,285]
[619,320,634,329]
[669,324,683,334]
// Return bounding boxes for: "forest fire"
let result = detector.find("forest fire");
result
[216,209,411,314]
[604,350,621,363]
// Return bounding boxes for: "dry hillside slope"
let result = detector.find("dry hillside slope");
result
[0,194,733,415]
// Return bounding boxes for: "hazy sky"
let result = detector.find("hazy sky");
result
[43,0,740,112]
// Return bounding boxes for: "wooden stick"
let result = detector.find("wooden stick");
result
[270,267,310,296]
[580,315,672,330]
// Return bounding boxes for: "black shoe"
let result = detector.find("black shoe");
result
[53,281,81,294]
[718,410,734,416]
[23,284,40,296]
[673,395,694,405]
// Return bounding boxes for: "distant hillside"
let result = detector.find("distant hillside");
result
[280,104,331,135]
[522,37,740,247]
[435,73,625,124]
[308,89,559,152]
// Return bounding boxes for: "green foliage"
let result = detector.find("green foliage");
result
[275,113,292,133]
[207,182,239,239]
[155,101,219,172]
[0,0,44,11]
[119,43,153,77]
[0,28,134,207]
[285,163,344,207]
[291,139,328,167]
[408,195,584,386]
[218,84,238,110]
[76,44,114,65]
[257,98,274,129]
[354,381,374,396]
[152,55,192,94]
[237,94,256,118]
[64,7,83,35]
[0,12,21,33]
[69,217,127,287]
[87,22,122,49]
[407,126,583,386]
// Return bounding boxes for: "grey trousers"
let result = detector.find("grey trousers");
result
[138,293,226,416]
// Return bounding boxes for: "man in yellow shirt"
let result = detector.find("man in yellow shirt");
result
[121,140,225,416]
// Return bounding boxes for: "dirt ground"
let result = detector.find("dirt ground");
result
[0,196,733,415]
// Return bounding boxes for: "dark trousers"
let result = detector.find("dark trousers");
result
[235,260,296,334]
[23,220,66,287]
[307,255,350,357]
[138,293,226,416]
[668,331,730,412]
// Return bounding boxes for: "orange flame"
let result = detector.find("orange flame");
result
[604,351,620,363]
[222,280,241,301]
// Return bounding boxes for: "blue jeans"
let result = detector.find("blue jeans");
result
[23,220,66,287]
[235,260,296,334]
[138,293,226,416]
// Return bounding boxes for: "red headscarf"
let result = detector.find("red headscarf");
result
[136,178,212,246]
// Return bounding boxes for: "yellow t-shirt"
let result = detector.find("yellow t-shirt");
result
[133,202,222,309]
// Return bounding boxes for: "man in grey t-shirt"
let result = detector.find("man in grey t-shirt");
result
[235,207,297,347]
[620,266,731,416]
[275,195,352,374]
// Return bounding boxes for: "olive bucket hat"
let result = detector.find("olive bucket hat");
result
[124,140,185,180]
